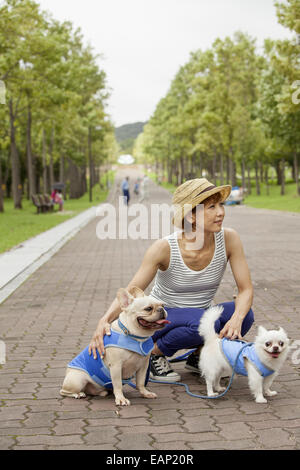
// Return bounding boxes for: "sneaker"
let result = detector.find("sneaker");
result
[185,352,200,374]
[150,355,181,383]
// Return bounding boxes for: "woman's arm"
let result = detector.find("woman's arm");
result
[88,239,170,359]
[219,228,254,340]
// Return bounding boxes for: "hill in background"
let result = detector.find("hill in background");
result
[115,121,147,155]
[115,122,147,143]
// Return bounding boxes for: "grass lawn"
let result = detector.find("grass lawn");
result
[148,172,300,213]
[0,172,114,254]
[243,182,300,212]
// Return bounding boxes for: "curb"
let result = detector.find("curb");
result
[0,206,99,305]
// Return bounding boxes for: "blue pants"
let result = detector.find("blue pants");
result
[152,302,254,357]
[123,189,130,205]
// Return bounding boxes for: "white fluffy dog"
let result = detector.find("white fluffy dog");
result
[198,306,290,403]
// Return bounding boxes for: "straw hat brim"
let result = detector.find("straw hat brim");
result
[172,184,232,228]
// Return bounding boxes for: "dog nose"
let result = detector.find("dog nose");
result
[273,346,279,352]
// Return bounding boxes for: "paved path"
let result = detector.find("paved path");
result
[0,169,300,450]
[0,206,99,305]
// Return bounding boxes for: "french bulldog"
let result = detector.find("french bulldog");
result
[60,287,170,406]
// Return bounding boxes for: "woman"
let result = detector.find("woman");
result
[89,178,254,382]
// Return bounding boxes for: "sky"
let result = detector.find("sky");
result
[37,0,292,127]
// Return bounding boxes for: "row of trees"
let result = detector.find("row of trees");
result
[0,0,118,212]
[134,0,300,196]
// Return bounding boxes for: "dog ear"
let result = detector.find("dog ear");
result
[278,327,288,339]
[129,286,145,298]
[117,288,135,309]
[257,325,267,336]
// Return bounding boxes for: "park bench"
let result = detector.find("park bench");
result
[31,194,54,214]
[31,194,43,214]
[41,194,54,212]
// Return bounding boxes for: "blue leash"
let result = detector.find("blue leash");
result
[127,343,251,399]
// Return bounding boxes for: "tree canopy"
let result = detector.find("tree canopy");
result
[134,1,300,196]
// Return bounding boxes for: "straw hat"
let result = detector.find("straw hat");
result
[172,178,232,228]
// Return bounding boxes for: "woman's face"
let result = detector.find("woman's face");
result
[189,196,225,234]
[203,199,225,233]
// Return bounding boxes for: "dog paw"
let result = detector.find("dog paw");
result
[141,391,157,399]
[265,390,277,397]
[216,386,226,393]
[74,392,86,399]
[207,391,219,397]
[255,396,267,404]
[115,397,130,406]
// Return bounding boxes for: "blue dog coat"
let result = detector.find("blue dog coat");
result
[220,338,274,377]
[68,330,154,390]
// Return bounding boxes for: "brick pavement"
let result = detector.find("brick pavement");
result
[0,169,300,450]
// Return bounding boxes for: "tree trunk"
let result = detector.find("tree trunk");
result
[69,158,81,199]
[275,160,282,186]
[0,155,4,212]
[259,160,264,184]
[42,129,47,194]
[155,159,159,183]
[191,153,196,178]
[255,160,260,195]
[81,165,87,196]
[198,152,203,178]
[281,158,285,196]
[88,126,93,202]
[231,159,237,187]
[265,165,270,196]
[175,159,179,186]
[26,106,36,198]
[229,158,234,187]
[212,150,217,185]
[59,154,65,201]
[179,156,185,184]
[219,154,224,185]
[226,156,230,184]
[294,152,299,196]
[9,99,22,209]
[241,157,246,189]
[167,157,172,184]
[247,165,252,195]
[49,127,55,191]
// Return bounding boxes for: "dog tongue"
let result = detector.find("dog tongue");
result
[272,352,279,358]
[155,319,171,325]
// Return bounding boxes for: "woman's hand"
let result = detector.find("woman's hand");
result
[219,316,243,341]
[88,321,112,359]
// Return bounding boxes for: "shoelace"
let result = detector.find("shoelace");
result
[152,356,172,374]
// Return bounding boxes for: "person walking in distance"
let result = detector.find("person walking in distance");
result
[121,176,130,205]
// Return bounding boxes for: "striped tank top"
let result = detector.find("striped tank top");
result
[150,230,228,309]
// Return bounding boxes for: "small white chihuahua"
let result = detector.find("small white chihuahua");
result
[198,306,290,403]
[60,287,170,406]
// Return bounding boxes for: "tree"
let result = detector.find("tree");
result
[0,0,115,209]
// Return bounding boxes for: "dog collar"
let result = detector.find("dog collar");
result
[118,319,149,341]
